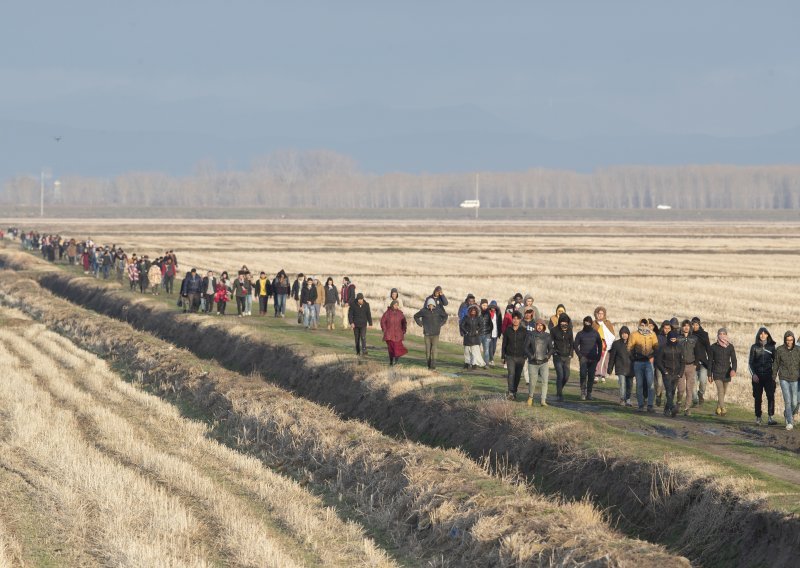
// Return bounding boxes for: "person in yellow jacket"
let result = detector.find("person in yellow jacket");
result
[628,318,660,412]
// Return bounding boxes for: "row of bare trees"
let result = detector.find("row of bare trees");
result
[3,150,800,209]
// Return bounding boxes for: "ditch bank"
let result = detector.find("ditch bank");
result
[0,270,686,567]
[3,252,799,567]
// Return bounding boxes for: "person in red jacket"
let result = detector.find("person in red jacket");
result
[380,300,408,366]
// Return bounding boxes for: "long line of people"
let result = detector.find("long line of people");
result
[10,229,799,431]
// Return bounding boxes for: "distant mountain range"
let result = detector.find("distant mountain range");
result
[1,101,799,181]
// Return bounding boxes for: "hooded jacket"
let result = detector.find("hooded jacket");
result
[413,305,448,336]
[525,323,554,364]
[502,322,528,359]
[380,308,407,342]
[772,331,800,382]
[573,322,602,362]
[551,314,574,359]
[460,307,482,346]
[325,284,339,305]
[692,325,711,367]
[299,283,317,304]
[628,326,660,362]
[606,326,633,376]
[748,327,776,380]
[656,333,685,376]
[519,295,540,321]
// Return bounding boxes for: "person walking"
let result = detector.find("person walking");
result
[772,331,800,431]
[292,273,305,324]
[691,317,711,406]
[548,304,569,332]
[272,270,289,317]
[254,271,271,316]
[233,272,252,318]
[126,257,139,292]
[573,316,603,401]
[551,313,574,402]
[656,330,684,417]
[707,328,737,417]
[749,327,777,426]
[501,311,527,401]
[138,255,150,294]
[147,261,162,295]
[525,318,554,406]
[202,271,217,314]
[628,318,660,412]
[460,305,486,370]
[386,288,403,311]
[414,298,448,370]
[300,277,318,329]
[478,299,498,367]
[380,300,407,365]
[424,286,449,313]
[340,277,356,329]
[487,300,502,366]
[313,277,324,324]
[215,272,230,316]
[162,258,177,295]
[654,320,673,407]
[348,293,372,357]
[676,320,702,416]
[593,306,615,383]
[606,326,634,406]
[323,277,339,330]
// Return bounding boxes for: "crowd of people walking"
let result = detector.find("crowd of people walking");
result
[7,228,800,431]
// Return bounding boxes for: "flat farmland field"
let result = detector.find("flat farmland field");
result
[5,217,800,567]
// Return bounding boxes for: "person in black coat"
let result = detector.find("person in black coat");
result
[501,311,527,400]
[691,317,711,405]
[606,326,633,406]
[414,299,449,369]
[656,330,685,417]
[551,313,574,402]
[348,293,373,357]
[707,328,737,417]
[749,327,777,425]
[573,316,603,400]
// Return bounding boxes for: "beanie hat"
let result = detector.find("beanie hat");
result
[558,313,571,325]
[670,317,680,328]
[426,298,436,307]
[583,316,593,326]
[668,330,679,341]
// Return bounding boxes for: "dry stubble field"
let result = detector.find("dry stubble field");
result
[28,218,800,417]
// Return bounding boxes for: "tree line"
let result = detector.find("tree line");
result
[3,149,799,209]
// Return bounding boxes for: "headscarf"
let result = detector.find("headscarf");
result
[717,328,729,348]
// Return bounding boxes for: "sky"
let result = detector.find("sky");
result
[1,1,799,177]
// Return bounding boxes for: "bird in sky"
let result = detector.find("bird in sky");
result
[54,136,62,142]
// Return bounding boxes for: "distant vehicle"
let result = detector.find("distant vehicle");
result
[460,200,480,208]
[656,204,672,210]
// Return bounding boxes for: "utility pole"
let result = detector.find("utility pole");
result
[475,173,480,220]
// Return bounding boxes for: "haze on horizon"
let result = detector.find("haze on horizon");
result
[1,0,799,181]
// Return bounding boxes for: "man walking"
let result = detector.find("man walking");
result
[525,318,554,406]
[573,316,603,400]
[414,298,448,370]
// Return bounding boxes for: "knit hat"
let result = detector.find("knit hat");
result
[558,313,571,325]
[718,327,728,335]
[670,317,680,328]
[489,300,498,307]
[583,316,593,326]
[426,298,436,308]
[668,330,679,341]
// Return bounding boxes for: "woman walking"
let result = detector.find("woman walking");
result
[215,272,230,316]
[707,328,737,416]
[593,306,615,383]
[606,326,633,406]
[324,277,339,330]
[126,257,139,292]
[147,261,162,295]
[749,327,777,426]
[772,331,800,431]
[380,300,408,365]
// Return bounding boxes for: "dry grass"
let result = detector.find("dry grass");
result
[0,308,397,568]
[0,268,689,566]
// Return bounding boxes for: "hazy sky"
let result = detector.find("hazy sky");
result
[2,1,799,175]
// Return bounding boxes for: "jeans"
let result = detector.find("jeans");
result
[578,357,596,396]
[694,365,708,402]
[204,293,215,313]
[236,296,247,315]
[553,356,571,397]
[617,374,633,401]
[635,360,655,408]
[489,337,498,362]
[779,380,799,425]
[506,356,525,394]
[274,293,287,316]
[245,294,252,314]
[258,295,268,314]
[303,304,316,327]
[527,362,549,401]
[480,334,492,364]
[752,375,776,418]
[353,325,368,355]
[424,335,439,368]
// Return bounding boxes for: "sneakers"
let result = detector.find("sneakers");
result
[600,376,606,383]
[625,399,633,407]
[541,400,548,407]
[755,416,762,426]
[580,393,587,401]
[488,360,495,367]
[720,407,728,416]
[683,409,691,417]
[527,397,533,406]
[787,423,794,431]
[768,416,778,426]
